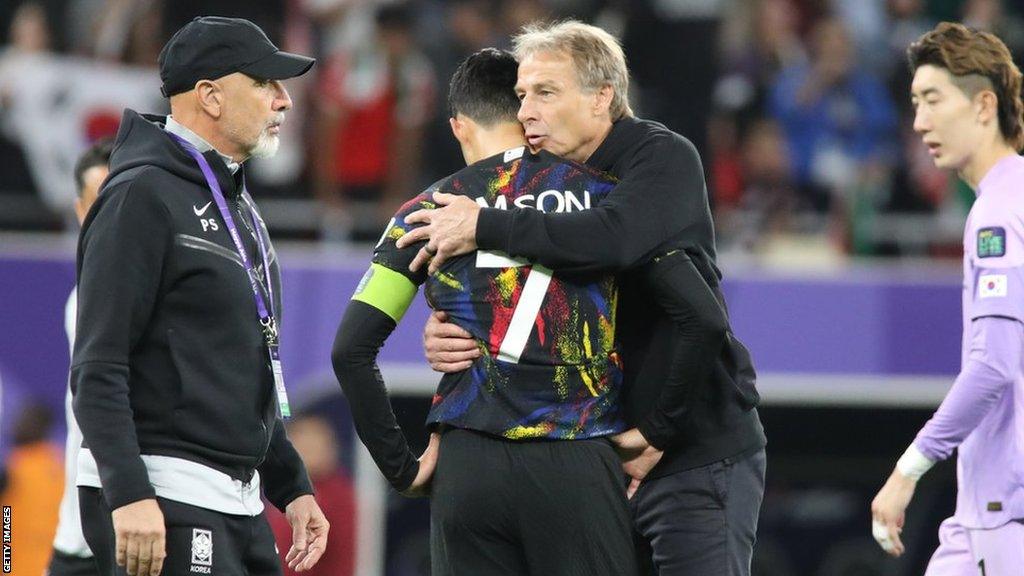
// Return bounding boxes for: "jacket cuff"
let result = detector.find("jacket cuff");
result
[391,460,420,493]
[476,208,513,252]
[266,474,315,512]
[103,466,157,511]
[637,411,681,452]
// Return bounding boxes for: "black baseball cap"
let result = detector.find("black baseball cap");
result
[158,16,315,97]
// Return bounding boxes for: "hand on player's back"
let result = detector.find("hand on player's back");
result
[397,192,480,274]
[423,311,481,372]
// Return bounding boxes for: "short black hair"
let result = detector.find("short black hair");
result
[73,136,114,196]
[448,48,520,127]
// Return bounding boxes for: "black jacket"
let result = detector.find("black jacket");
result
[71,109,312,511]
[477,117,766,476]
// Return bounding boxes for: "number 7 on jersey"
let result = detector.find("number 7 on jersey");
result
[476,250,553,363]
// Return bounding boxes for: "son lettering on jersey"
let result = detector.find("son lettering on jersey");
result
[475,190,592,213]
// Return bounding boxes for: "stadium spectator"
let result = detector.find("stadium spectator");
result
[716,0,807,122]
[7,1,50,53]
[961,0,1024,58]
[0,404,63,576]
[72,17,328,576]
[88,0,163,65]
[769,17,898,213]
[718,118,797,252]
[0,1,51,204]
[48,136,112,576]
[402,20,767,576]
[312,3,434,243]
[421,0,505,183]
[268,414,356,576]
[623,0,727,160]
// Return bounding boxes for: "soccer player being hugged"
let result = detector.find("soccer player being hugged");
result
[871,22,1024,573]
[332,49,638,575]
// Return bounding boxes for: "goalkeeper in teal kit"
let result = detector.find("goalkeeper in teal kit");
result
[331,49,638,575]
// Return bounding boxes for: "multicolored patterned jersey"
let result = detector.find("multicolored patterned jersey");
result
[374,147,625,440]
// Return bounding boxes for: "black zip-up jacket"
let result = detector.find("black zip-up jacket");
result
[477,117,766,476]
[71,109,312,511]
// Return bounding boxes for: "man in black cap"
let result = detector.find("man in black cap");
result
[72,17,326,576]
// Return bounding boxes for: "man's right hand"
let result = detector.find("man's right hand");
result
[870,469,917,557]
[423,311,480,372]
[401,432,442,497]
[112,498,166,576]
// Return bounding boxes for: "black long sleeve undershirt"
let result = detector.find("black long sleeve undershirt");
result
[331,301,419,492]
[634,251,729,450]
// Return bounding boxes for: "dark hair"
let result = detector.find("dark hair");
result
[908,22,1024,150]
[448,48,520,127]
[73,136,114,196]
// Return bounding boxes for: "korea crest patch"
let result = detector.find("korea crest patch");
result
[977,227,1006,258]
[191,528,213,566]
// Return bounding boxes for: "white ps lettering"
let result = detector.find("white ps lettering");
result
[200,218,220,232]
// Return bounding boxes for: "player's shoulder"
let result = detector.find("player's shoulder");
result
[442,151,519,193]
[970,159,1024,264]
[973,156,1024,223]
[529,149,616,183]
[387,179,448,228]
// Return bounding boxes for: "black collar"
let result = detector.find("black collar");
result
[586,116,642,173]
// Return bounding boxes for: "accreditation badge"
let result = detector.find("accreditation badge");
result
[269,346,291,418]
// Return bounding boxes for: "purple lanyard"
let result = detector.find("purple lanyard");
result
[169,133,278,346]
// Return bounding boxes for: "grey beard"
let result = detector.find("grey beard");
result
[250,132,280,159]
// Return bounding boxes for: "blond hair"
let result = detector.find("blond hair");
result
[512,20,633,121]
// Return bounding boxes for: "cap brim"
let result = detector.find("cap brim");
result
[240,50,315,81]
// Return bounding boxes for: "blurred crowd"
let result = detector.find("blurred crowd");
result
[1,0,1022,258]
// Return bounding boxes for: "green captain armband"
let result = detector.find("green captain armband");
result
[352,263,419,323]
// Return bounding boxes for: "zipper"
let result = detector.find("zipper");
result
[250,419,270,475]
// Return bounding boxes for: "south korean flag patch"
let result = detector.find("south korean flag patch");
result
[979,274,1008,299]
[977,227,1007,258]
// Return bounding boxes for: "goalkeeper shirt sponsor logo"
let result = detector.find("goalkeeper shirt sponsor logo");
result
[977,227,1006,258]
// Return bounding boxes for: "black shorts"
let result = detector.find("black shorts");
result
[78,488,281,576]
[430,428,638,576]
[47,549,99,576]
